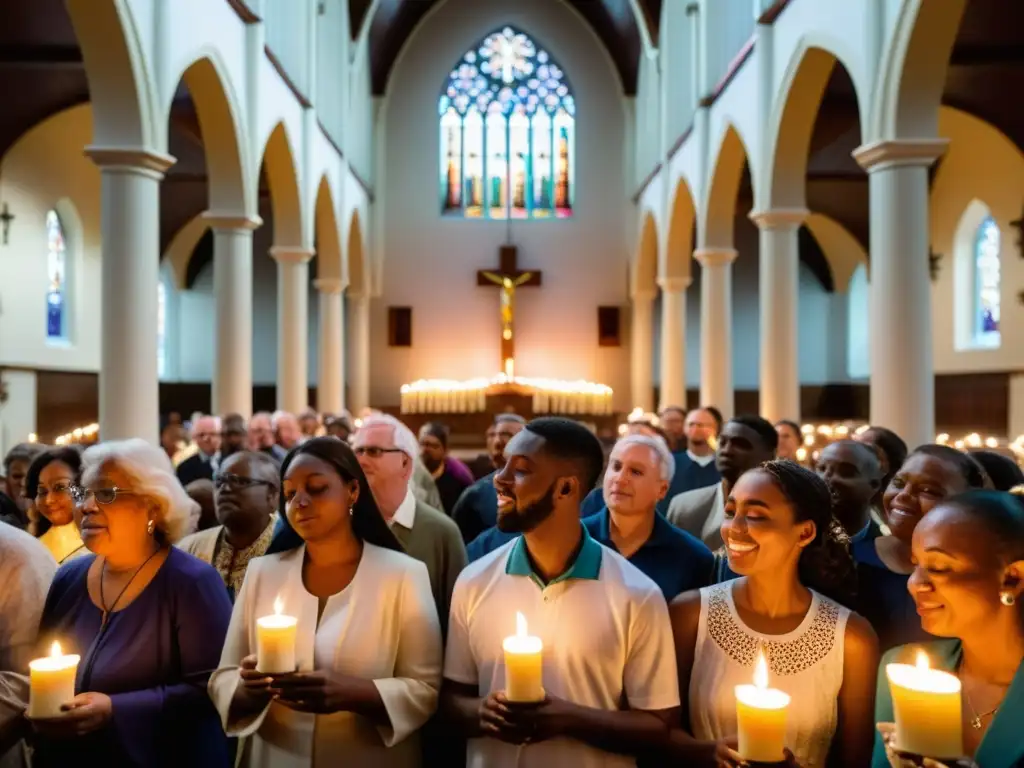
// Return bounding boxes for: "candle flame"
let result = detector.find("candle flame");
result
[516,611,527,638]
[50,641,62,658]
[753,648,769,690]
[273,596,284,616]
[915,650,930,671]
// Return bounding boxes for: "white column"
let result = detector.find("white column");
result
[854,139,947,448]
[630,290,656,412]
[204,214,261,417]
[750,209,807,423]
[694,248,737,419]
[348,292,371,415]
[269,246,314,414]
[85,147,174,444]
[314,278,346,415]
[657,277,690,411]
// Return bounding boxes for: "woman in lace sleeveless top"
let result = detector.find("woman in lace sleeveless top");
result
[667,460,879,767]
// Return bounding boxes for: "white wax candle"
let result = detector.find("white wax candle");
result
[735,649,791,762]
[887,651,962,759]
[502,612,544,702]
[28,642,80,719]
[256,596,298,674]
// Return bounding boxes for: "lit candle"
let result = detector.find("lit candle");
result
[256,596,298,674]
[886,650,962,759]
[28,641,80,719]
[735,648,791,762]
[502,612,543,702]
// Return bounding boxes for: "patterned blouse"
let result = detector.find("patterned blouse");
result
[211,516,278,599]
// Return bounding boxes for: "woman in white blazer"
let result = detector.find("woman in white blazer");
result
[208,437,443,768]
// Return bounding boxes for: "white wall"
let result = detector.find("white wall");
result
[0,370,38,457]
[375,0,631,409]
[847,264,869,380]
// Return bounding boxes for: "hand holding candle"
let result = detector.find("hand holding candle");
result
[735,648,791,762]
[28,642,80,719]
[256,596,298,675]
[886,650,963,759]
[502,612,543,703]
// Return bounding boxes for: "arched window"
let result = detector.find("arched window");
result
[973,216,1000,343]
[157,280,167,378]
[439,26,575,220]
[46,210,68,340]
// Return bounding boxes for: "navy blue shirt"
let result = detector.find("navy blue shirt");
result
[854,537,933,653]
[451,472,499,544]
[467,507,715,601]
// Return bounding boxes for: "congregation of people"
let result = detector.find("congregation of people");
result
[0,404,1022,768]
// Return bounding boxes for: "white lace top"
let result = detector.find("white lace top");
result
[688,582,850,768]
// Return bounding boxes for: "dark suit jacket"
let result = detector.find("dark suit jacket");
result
[175,453,215,487]
[666,483,724,550]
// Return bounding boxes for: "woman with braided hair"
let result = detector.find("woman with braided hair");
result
[667,460,878,767]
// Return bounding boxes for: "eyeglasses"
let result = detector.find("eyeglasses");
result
[35,482,74,499]
[213,473,276,491]
[72,486,137,506]
[353,446,406,459]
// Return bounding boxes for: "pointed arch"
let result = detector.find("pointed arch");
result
[871,0,967,140]
[803,212,869,294]
[767,44,863,210]
[702,123,751,249]
[315,177,344,283]
[665,178,696,281]
[633,211,658,296]
[170,54,251,216]
[347,210,367,296]
[261,122,304,248]
[65,0,154,149]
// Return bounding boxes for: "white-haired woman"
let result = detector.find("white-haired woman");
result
[32,439,233,767]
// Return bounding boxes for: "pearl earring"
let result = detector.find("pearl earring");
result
[1001,592,1016,607]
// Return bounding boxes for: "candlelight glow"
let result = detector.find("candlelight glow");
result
[916,650,929,671]
[399,373,614,415]
[273,596,284,616]
[516,611,528,638]
[753,649,769,689]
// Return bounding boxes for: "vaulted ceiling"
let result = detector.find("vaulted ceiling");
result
[350,0,662,95]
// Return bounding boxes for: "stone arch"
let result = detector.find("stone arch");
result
[261,122,304,248]
[315,177,344,283]
[665,179,696,281]
[169,54,250,216]
[701,123,752,248]
[803,212,869,293]
[65,0,154,149]
[871,0,968,140]
[162,214,207,290]
[347,210,367,296]
[767,42,865,210]
[632,211,658,297]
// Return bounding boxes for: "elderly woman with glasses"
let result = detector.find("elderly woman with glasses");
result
[24,447,87,564]
[32,439,233,768]
[177,451,280,601]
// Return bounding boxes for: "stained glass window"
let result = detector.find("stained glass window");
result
[439,26,575,220]
[46,210,67,340]
[973,216,1000,340]
[157,280,167,377]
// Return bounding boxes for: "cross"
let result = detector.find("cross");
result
[0,204,13,246]
[1010,201,1024,260]
[477,245,542,373]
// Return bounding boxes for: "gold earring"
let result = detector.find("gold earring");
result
[1000,592,1016,607]
[147,519,155,535]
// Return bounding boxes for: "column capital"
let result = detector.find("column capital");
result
[853,139,949,172]
[269,245,315,264]
[314,277,348,294]
[694,248,738,267]
[749,208,809,230]
[85,146,175,179]
[657,276,692,293]
[203,211,263,231]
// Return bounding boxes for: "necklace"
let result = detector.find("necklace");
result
[963,680,999,730]
[99,548,162,627]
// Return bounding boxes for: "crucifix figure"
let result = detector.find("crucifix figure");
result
[0,204,13,245]
[477,245,541,372]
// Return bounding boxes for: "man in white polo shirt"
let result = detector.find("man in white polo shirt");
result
[441,417,679,767]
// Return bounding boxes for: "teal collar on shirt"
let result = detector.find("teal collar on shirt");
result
[505,524,603,588]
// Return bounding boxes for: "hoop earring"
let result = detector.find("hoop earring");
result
[1001,591,1016,607]
[147,519,155,536]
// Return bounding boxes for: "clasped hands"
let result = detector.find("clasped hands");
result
[478,691,573,745]
[877,723,979,768]
[238,654,357,715]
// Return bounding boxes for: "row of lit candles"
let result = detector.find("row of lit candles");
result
[399,372,614,415]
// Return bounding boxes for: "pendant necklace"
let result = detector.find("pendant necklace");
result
[99,548,162,628]
[963,682,998,730]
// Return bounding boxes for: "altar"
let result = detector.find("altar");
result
[399,373,614,416]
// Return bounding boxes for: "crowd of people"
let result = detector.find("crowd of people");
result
[0,404,1022,768]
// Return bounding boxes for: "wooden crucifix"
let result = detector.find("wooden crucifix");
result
[0,204,14,246]
[477,245,542,374]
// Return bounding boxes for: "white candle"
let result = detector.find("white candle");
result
[735,649,791,762]
[28,641,80,719]
[256,596,298,674]
[886,650,962,759]
[502,612,544,702]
